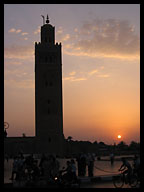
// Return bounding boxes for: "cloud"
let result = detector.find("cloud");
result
[71,77,87,81]
[5,79,34,89]
[62,34,70,41]
[63,76,87,82]
[63,68,109,82]
[21,32,28,36]
[15,29,22,33]
[8,28,29,39]
[56,27,72,43]
[8,28,22,34]
[97,74,110,78]
[57,33,70,42]
[63,18,140,60]
[5,60,22,66]
[34,26,40,34]
[88,69,98,76]
[56,26,63,34]
[16,79,34,89]
[63,76,74,81]
[4,45,34,60]
[8,28,16,33]
[69,71,76,76]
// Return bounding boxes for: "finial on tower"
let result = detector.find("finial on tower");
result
[46,14,49,24]
[41,15,45,25]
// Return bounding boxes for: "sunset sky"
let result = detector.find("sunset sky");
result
[4,4,140,144]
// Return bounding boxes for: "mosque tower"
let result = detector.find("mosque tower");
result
[35,15,64,154]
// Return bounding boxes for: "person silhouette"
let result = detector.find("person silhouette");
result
[4,130,7,138]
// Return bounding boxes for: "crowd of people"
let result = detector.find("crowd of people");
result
[76,153,95,177]
[8,152,95,183]
[7,152,96,186]
[9,153,60,183]
[7,152,140,186]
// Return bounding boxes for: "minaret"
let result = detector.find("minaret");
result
[35,15,64,155]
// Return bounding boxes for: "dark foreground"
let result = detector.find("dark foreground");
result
[4,176,140,188]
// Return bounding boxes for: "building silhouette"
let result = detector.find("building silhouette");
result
[4,15,64,156]
[35,15,64,154]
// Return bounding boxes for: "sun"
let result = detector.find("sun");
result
[117,135,122,139]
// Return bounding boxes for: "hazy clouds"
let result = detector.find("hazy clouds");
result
[60,18,140,59]
[5,18,140,61]
[4,45,34,60]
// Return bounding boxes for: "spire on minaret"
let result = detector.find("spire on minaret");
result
[46,14,49,24]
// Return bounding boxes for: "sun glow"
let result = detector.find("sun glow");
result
[118,135,122,139]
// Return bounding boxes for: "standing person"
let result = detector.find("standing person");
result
[5,153,9,162]
[87,153,91,176]
[87,153,95,177]
[10,156,18,180]
[70,159,77,181]
[50,155,60,178]
[17,154,25,180]
[4,129,7,138]
[31,160,40,181]
[43,155,52,181]
[76,153,82,176]
[39,153,47,176]
[110,152,114,166]
[80,153,87,176]
[24,154,34,180]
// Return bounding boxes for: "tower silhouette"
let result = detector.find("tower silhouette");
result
[4,15,64,156]
[35,15,64,154]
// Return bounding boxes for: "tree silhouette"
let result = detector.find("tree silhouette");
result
[99,141,105,146]
[117,141,128,151]
[129,141,139,150]
[67,136,73,142]
[22,133,26,137]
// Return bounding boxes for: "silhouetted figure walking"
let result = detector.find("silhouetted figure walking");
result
[76,153,81,176]
[87,153,95,177]
[70,159,77,181]
[4,130,7,138]
[110,152,114,166]
[80,153,87,176]
[39,153,47,176]
[10,156,18,180]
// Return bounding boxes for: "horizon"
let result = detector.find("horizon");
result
[4,134,139,145]
[4,4,140,145]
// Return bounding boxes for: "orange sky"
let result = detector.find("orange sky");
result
[4,4,140,144]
